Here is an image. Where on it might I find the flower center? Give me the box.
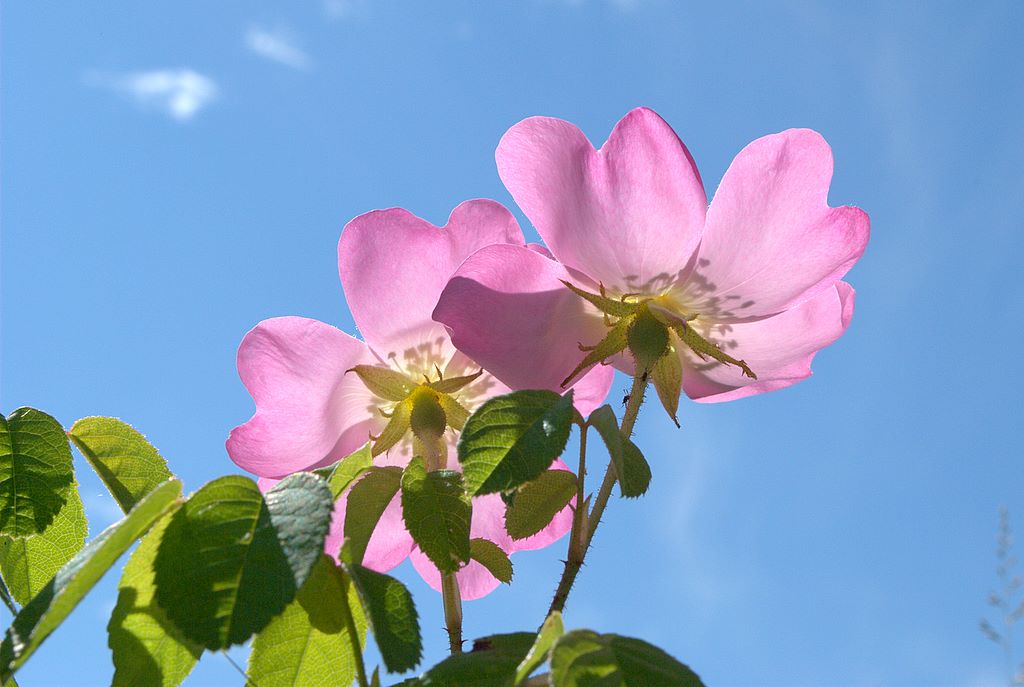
[348,363,482,469]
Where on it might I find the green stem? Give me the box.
[339,577,370,687]
[441,573,463,654]
[547,372,648,616]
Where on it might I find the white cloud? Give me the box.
[88,69,217,121]
[245,26,311,70]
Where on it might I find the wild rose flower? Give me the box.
[434,108,869,422]
[227,200,613,599]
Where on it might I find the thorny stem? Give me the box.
[423,438,464,655]
[339,577,370,687]
[547,372,648,616]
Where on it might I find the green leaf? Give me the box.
[349,365,416,402]
[248,555,367,687]
[341,552,421,674]
[154,473,333,650]
[345,466,403,564]
[588,406,651,498]
[650,343,682,427]
[0,479,181,682]
[409,632,536,687]
[514,612,563,685]
[504,470,577,541]
[0,485,87,606]
[0,408,76,538]
[458,390,575,496]
[108,512,201,687]
[469,538,512,585]
[400,458,471,575]
[315,443,374,500]
[68,417,174,514]
[549,631,704,687]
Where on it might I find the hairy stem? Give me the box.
[339,577,370,687]
[441,573,463,654]
[547,372,648,616]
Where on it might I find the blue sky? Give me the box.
[2,1,1023,685]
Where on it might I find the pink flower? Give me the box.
[227,200,613,600]
[434,108,868,416]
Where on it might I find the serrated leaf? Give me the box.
[108,512,201,687]
[0,479,181,682]
[315,443,374,500]
[469,538,512,584]
[504,470,577,541]
[0,408,75,538]
[345,466,403,565]
[650,343,682,427]
[400,458,471,574]
[154,473,333,650]
[0,486,87,606]
[68,417,173,514]
[341,552,421,674]
[248,555,367,687]
[514,612,563,685]
[588,406,651,498]
[549,630,704,687]
[458,391,575,496]
[349,365,416,402]
[410,632,535,687]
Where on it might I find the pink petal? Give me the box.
[683,282,856,403]
[433,243,609,396]
[338,200,524,365]
[683,130,869,320]
[496,107,706,293]
[227,317,382,478]
[410,461,574,600]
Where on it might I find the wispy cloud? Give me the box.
[245,26,311,70]
[87,68,217,121]
[324,0,366,19]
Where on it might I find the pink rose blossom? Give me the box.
[227,199,613,599]
[434,108,868,410]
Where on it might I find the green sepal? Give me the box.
[671,320,756,380]
[372,399,413,457]
[437,394,471,432]
[650,342,683,427]
[627,308,670,373]
[348,365,415,402]
[429,369,483,395]
[560,280,634,317]
[561,317,631,387]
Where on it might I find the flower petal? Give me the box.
[496,107,706,293]
[682,282,856,403]
[227,317,381,478]
[684,130,869,320]
[338,199,524,367]
[433,243,609,396]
